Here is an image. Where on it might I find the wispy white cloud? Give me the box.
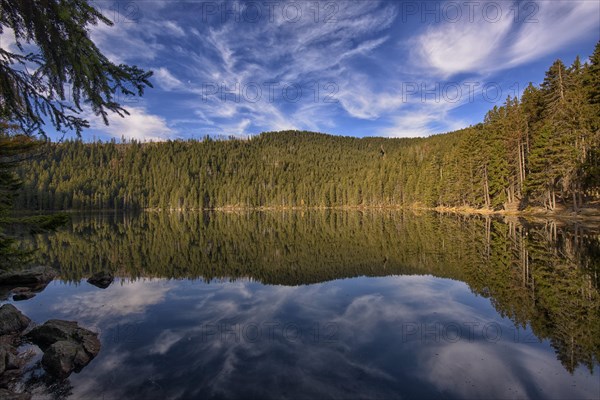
[89,106,175,141]
[336,75,407,120]
[143,1,400,136]
[413,8,513,77]
[420,340,598,399]
[154,67,184,91]
[89,20,162,64]
[50,279,172,330]
[378,104,470,138]
[163,20,185,37]
[507,1,600,67]
[88,10,185,64]
[413,0,599,77]
[380,112,443,138]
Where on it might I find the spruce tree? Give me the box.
[0,0,153,136]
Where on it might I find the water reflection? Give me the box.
[14,211,600,399]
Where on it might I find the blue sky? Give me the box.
[4,1,600,141]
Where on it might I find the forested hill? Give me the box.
[15,43,600,212]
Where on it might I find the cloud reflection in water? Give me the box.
[14,275,598,399]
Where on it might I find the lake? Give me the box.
[8,211,600,399]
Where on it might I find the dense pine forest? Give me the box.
[14,43,600,212]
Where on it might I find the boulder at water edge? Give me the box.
[27,320,100,378]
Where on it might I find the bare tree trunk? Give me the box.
[558,67,565,101]
[548,188,556,210]
[485,216,491,259]
[519,139,526,194]
[483,165,490,209]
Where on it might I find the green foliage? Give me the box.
[0,0,153,136]
[0,127,40,267]
[0,128,69,268]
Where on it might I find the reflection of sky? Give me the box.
[11,276,599,400]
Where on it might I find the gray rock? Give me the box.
[0,343,19,372]
[27,320,100,378]
[41,340,94,378]
[0,305,31,336]
[0,266,56,285]
[26,320,76,350]
[12,293,35,301]
[0,345,6,375]
[0,342,23,390]
[87,271,114,289]
[0,388,31,400]
[8,288,31,294]
[0,282,51,302]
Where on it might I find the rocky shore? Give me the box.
[0,266,106,399]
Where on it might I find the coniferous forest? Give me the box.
[15,43,600,212]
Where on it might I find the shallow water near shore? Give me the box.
[7,211,600,399]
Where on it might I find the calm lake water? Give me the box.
[8,211,600,399]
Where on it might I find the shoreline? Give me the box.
[12,205,600,220]
[146,204,600,220]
